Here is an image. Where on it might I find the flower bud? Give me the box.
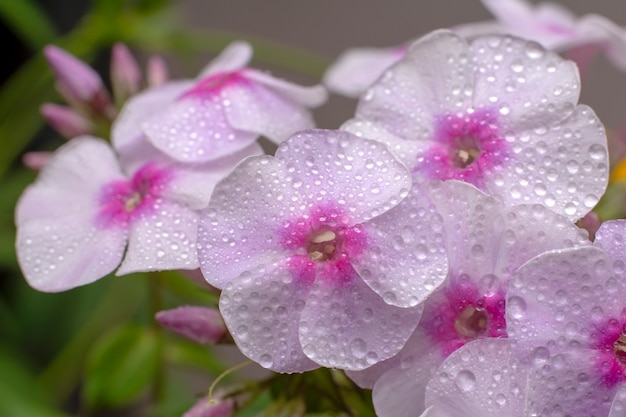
[110,43,141,103]
[22,151,52,171]
[147,55,169,87]
[40,103,93,139]
[156,306,226,344]
[182,398,234,417]
[43,45,114,118]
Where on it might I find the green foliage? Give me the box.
[83,323,161,408]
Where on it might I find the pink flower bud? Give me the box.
[22,151,52,171]
[44,45,114,118]
[156,306,226,344]
[111,43,141,101]
[577,211,602,241]
[40,103,93,139]
[146,55,169,87]
[182,398,234,417]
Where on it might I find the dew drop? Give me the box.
[454,370,476,392]
[508,296,527,319]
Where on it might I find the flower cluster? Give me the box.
[14,1,626,416]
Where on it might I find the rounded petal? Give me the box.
[352,181,448,307]
[352,30,475,141]
[117,201,199,274]
[372,335,443,417]
[245,69,328,107]
[142,90,258,163]
[323,46,406,98]
[16,137,124,224]
[223,76,319,145]
[16,212,127,292]
[197,155,301,288]
[488,104,608,221]
[163,142,264,210]
[594,219,626,263]
[610,384,626,417]
[274,129,412,223]
[470,34,580,132]
[198,41,253,78]
[219,262,318,373]
[299,268,423,370]
[111,81,192,155]
[525,349,613,417]
[507,246,626,356]
[425,339,527,417]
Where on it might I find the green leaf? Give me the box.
[0,0,57,50]
[0,344,69,417]
[83,323,160,408]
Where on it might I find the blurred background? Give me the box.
[1,0,625,416]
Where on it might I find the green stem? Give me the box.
[148,272,166,403]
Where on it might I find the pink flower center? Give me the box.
[96,162,173,228]
[281,205,367,286]
[415,109,509,189]
[419,277,507,357]
[592,319,626,388]
[180,71,247,100]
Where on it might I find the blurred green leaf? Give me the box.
[0,344,69,417]
[158,270,219,306]
[0,0,57,50]
[83,323,160,408]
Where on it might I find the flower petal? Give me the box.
[197,41,253,78]
[425,339,527,417]
[117,200,199,274]
[352,181,448,307]
[470,34,580,132]
[219,261,318,373]
[298,268,422,370]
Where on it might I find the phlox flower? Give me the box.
[197,129,449,373]
[324,1,626,98]
[113,41,327,163]
[457,0,626,71]
[346,180,589,417]
[506,220,626,417]
[15,136,261,292]
[343,30,608,221]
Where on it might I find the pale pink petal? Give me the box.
[142,89,257,163]
[507,246,626,357]
[425,339,527,417]
[349,30,475,143]
[525,349,613,417]
[581,14,626,71]
[593,219,626,262]
[163,142,263,211]
[470,35,580,132]
[245,69,328,107]
[219,262,318,373]
[197,155,301,289]
[489,105,608,221]
[323,46,406,98]
[16,212,127,292]
[298,269,423,370]
[198,41,253,78]
[111,81,192,154]
[222,78,318,145]
[16,137,124,224]
[452,20,505,40]
[117,200,199,274]
[372,332,443,417]
[352,181,448,307]
[274,130,412,223]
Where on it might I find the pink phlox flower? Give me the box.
[113,41,327,163]
[197,129,449,372]
[15,136,261,292]
[507,219,626,417]
[343,29,608,221]
[455,0,626,73]
[346,180,589,417]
